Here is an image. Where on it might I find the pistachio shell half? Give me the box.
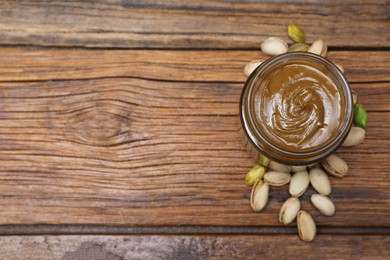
[297,210,316,242]
[289,171,310,197]
[309,168,331,195]
[279,197,301,225]
[244,60,263,77]
[311,194,336,216]
[250,180,269,212]
[342,127,366,147]
[261,37,288,56]
[321,155,348,178]
[269,161,292,173]
[264,171,291,186]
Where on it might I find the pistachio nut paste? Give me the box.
[253,61,344,151]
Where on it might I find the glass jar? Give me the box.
[239,52,353,165]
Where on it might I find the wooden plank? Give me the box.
[0,49,389,83]
[0,77,388,226]
[0,235,389,259]
[0,0,388,48]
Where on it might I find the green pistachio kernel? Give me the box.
[245,165,266,186]
[354,103,368,129]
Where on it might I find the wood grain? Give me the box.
[0,49,389,83]
[0,0,388,48]
[0,77,388,226]
[0,235,389,259]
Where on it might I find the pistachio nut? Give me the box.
[279,197,301,225]
[308,39,327,57]
[352,89,358,105]
[269,161,292,173]
[288,24,305,43]
[335,63,345,74]
[244,60,263,77]
[342,127,366,147]
[291,165,308,173]
[259,154,271,167]
[288,43,309,52]
[289,171,310,197]
[311,194,335,216]
[261,37,288,56]
[264,171,291,186]
[309,168,331,195]
[250,180,269,212]
[245,165,266,186]
[321,155,348,178]
[297,210,316,242]
[354,103,368,129]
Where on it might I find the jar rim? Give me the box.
[239,52,353,165]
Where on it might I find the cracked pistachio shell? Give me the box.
[309,168,331,195]
[269,161,292,173]
[297,210,316,242]
[250,180,269,212]
[321,155,348,178]
[342,127,365,147]
[308,39,327,57]
[261,37,288,56]
[289,171,310,197]
[244,60,263,77]
[311,194,335,216]
[279,197,301,225]
[245,165,266,186]
[264,171,291,186]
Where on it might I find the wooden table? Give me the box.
[0,0,389,258]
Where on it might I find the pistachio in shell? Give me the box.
[269,161,292,173]
[279,197,301,225]
[289,171,310,197]
[321,155,348,178]
[297,210,316,242]
[250,180,269,212]
[308,39,327,57]
[311,194,336,216]
[309,168,331,195]
[244,60,263,77]
[342,127,366,147]
[261,37,288,56]
[264,171,291,186]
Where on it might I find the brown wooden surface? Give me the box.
[0,235,389,259]
[0,0,389,257]
[0,65,389,226]
[0,0,388,48]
